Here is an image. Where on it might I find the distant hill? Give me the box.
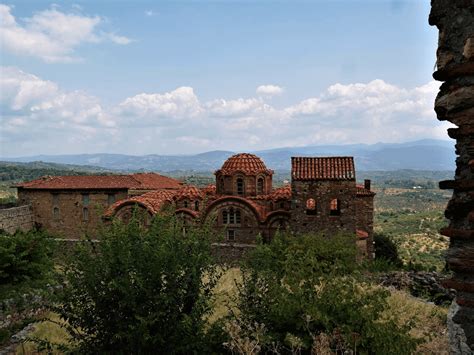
[0,161,115,184]
[2,139,455,172]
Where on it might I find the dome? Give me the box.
[218,153,272,175]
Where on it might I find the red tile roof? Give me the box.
[15,173,182,190]
[356,184,375,196]
[104,190,176,217]
[217,153,273,175]
[201,184,216,196]
[291,157,355,181]
[270,184,292,201]
[174,185,204,200]
[356,229,369,240]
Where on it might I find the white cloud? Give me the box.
[145,10,155,16]
[0,67,450,156]
[0,5,131,63]
[256,84,284,97]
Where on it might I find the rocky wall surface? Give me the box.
[0,205,34,234]
[429,0,474,352]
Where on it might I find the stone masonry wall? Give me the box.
[429,0,474,352]
[356,195,375,257]
[0,205,34,234]
[18,189,128,239]
[290,180,357,238]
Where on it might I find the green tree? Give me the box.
[225,233,421,354]
[48,211,220,354]
[374,232,403,268]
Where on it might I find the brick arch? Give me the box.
[265,210,291,228]
[202,196,263,225]
[109,200,155,219]
[175,208,198,219]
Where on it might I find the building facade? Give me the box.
[15,154,375,257]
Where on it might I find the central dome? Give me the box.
[219,153,270,175]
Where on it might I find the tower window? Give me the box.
[82,207,89,221]
[219,177,225,193]
[306,198,317,215]
[53,207,60,219]
[257,177,264,194]
[330,199,341,216]
[194,200,199,211]
[184,200,189,209]
[236,178,244,195]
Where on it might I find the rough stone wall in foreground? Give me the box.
[0,205,34,234]
[429,0,474,352]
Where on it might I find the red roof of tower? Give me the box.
[291,157,355,181]
[217,153,273,175]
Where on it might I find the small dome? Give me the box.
[218,153,272,175]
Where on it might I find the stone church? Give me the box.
[15,153,375,258]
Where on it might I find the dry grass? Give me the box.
[385,290,449,354]
[208,267,242,324]
[15,313,70,354]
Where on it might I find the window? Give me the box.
[52,193,59,205]
[223,208,241,224]
[257,177,264,194]
[279,201,285,209]
[219,177,225,193]
[236,178,244,195]
[227,229,235,242]
[83,207,89,221]
[53,207,60,219]
[184,200,189,209]
[194,200,200,211]
[306,198,317,215]
[107,194,116,206]
[82,194,90,206]
[330,198,341,216]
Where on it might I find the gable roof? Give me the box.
[291,157,355,181]
[15,173,182,190]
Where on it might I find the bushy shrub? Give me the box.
[0,229,54,289]
[374,232,403,268]
[225,232,421,354]
[46,211,220,354]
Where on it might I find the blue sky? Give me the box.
[1,0,451,156]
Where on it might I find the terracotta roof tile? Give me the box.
[291,157,355,181]
[217,153,273,175]
[104,190,177,217]
[15,173,182,190]
[356,229,369,240]
[174,185,204,200]
[201,184,216,196]
[270,184,292,201]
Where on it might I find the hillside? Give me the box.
[3,139,455,172]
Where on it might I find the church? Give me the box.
[15,153,375,258]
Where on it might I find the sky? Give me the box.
[0,0,452,157]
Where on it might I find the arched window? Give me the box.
[236,178,244,195]
[194,200,199,211]
[53,207,60,220]
[257,177,264,194]
[236,210,241,224]
[219,177,225,193]
[306,198,317,215]
[222,208,241,224]
[330,198,341,216]
[222,210,228,224]
[82,207,89,221]
[184,200,189,209]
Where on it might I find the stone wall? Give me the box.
[355,195,375,256]
[429,0,474,352]
[0,205,34,234]
[18,189,128,239]
[290,180,357,238]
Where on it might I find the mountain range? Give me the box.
[3,139,455,172]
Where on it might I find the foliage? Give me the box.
[0,229,55,293]
[43,211,220,354]
[374,233,403,268]
[225,232,421,354]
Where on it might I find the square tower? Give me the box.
[290,157,357,237]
